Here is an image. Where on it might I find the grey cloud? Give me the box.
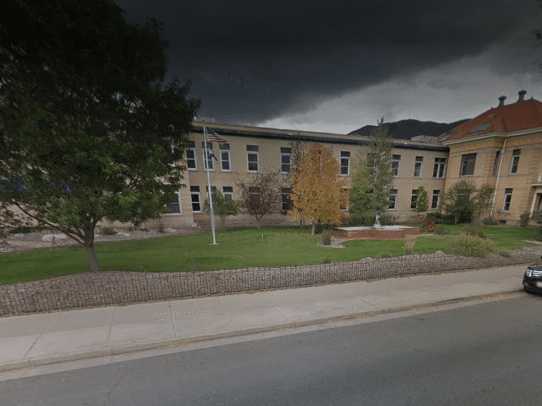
[119,0,541,124]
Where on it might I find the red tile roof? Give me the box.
[444,98,542,142]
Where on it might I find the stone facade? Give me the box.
[442,94,542,224]
[153,122,449,229]
[1,248,539,317]
[444,130,542,224]
[154,98,542,229]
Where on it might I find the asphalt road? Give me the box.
[2,295,542,406]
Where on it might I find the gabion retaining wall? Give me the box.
[1,248,540,317]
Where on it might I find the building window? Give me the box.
[247,145,259,172]
[391,154,401,176]
[248,186,260,207]
[460,153,476,176]
[340,151,351,176]
[186,142,197,170]
[414,156,423,177]
[503,188,513,211]
[389,189,398,209]
[201,142,214,170]
[431,190,441,209]
[510,149,521,175]
[339,188,350,210]
[366,153,375,169]
[190,186,201,213]
[223,186,233,201]
[281,188,292,213]
[219,144,231,171]
[433,157,446,178]
[280,147,292,174]
[165,191,181,214]
[493,150,501,176]
[410,189,418,209]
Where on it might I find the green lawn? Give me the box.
[0,225,539,285]
[414,225,540,253]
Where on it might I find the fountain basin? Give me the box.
[334,225,420,240]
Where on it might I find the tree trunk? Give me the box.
[311,222,316,235]
[0,237,9,250]
[86,244,100,272]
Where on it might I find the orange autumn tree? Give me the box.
[291,143,343,234]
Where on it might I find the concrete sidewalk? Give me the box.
[0,264,528,373]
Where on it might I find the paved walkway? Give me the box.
[0,264,528,372]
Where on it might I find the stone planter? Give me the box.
[334,225,420,240]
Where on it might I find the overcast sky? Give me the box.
[120,0,542,133]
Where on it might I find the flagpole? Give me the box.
[203,125,217,245]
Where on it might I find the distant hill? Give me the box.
[348,118,468,140]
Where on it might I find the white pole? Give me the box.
[203,126,217,245]
[491,138,507,217]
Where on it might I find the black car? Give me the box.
[523,265,542,294]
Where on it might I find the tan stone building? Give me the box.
[135,91,542,230]
[158,122,449,229]
[442,91,542,224]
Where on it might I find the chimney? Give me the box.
[518,89,527,102]
[498,95,506,107]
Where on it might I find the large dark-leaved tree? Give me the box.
[0,1,198,271]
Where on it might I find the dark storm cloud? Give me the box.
[119,0,540,124]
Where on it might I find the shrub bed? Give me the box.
[447,233,496,257]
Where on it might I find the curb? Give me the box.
[0,289,524,374]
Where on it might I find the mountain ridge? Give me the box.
[349,118,468,140]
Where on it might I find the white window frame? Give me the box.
[186,142,197,171]
[280,147,292,174]
[503,188,513,212]
[222,186,233,201]
[509,149,521,175]
[280,187,292,213]
[460,153,476,177]
[389,189,398,210]
[414,156,423,177]
[391,154,401,177]
[164,191,182,215]
[340,151,351,176]
[247,145,259,172]
[219,144,231,172]
[431,189,440,209]
[433,157,446,179]
[190,186,201,213]
[410,189,418,209]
